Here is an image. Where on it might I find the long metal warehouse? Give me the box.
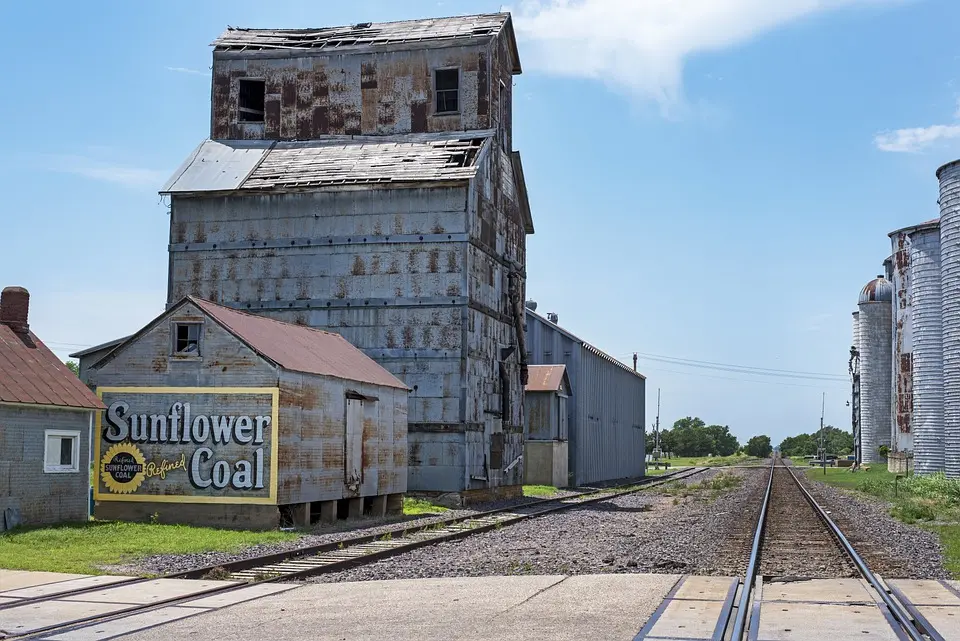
[524,304,646,486]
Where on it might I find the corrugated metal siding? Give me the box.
[852,311,859,351]
[858,300,892,463]
[524,310,645,486]
[891,232,914,453]
[910,226,944,474]
[939,161,960,477]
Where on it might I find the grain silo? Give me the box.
[938,160,960,477]
[888,229,914,471]
[858,275,893,464]
[852,311,860,350]
[901,220,944,475]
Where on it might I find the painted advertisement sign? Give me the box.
[94,387,279,504]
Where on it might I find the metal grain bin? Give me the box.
[889,230,914,459]
[852,311,860,351]
[858,275,893,464]
[938,160,960,477]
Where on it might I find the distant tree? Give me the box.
[746,435,773,458]
[65,360,79,376]
[778,426,853,458]
[705,424,740,456]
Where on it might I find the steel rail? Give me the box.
[727,457,775,640]
[780,462,927,641]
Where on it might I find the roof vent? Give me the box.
[353,22,372,29]
[546,312,559,324]
[525,299,537,311]
[0,286,30,334]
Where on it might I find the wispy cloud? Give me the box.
[874,125,960,153]
[42,154,168,188]
[165,66,209,76]
[512,0,908,116]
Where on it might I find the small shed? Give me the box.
[0,286,105,531]
[90,296,410,529]
[523,364,571,488]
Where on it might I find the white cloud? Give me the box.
[41,154,168,188]
[874,125,960,153]
[165,66,209,76]
[512,0,906,114]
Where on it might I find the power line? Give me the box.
[639,364,849,390]
[624,351,847,382]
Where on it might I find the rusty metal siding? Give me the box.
[939,160,960,477]
[890,232,914,454]
[910,226,944,474]
[211,44,494,140]
[277,370,406,505]
[524,310,645,486]
[0,405,92,528]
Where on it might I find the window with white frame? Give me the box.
[44,430,80,473]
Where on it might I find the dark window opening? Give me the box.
[59,437,73,466]
[175,323,201,355]
[499,362,511,423]
[435,69,459,113]
[238,79,266,122]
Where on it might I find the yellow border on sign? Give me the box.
[94,387,280,505]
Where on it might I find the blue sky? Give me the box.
[3,0,959,446]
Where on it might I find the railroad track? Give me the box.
[3,466,707,641]
[637,457,945,640]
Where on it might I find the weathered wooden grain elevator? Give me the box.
[160,13,534,502]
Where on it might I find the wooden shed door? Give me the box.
[345,398,364,489]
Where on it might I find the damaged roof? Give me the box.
[0,325,104,410]
[161,132,493,194]
[212,13,521,73]
[525,365,571,394]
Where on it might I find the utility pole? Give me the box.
[849,345,861,470]
[652,388,662,468]
[819,392,826,476]
[633,353,638,372]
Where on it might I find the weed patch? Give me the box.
[402,497,449,516]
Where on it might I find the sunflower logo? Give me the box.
[100,443,147,494]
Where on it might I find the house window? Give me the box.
[238,79,265,122]
[44,430,80,473]
[173,323,201,356]
[435,69,459,114]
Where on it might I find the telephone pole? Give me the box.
[818,392,827,475]
[652,388,662,467]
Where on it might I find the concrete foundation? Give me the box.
[315,500,337,524]
[888,451,914,474]
[524,441,569,488]
[94,501,280,531]
[386,493,403,515]
[347,497,364,519]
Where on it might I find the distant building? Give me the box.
[157,13,533,502]
[524,306,646,486]
[0,287,104,531]
[90,296,409,529]
[523,365,571,488]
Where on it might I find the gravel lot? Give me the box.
[800,473,950,580]
[100,493,576,576]
[307,467,769,583]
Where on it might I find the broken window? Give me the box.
[435,69,459,114]
[174,323,201,356]
[238,79,265,122]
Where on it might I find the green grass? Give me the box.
[806,468,960,578]
[402,497,450,516]
[523,485,561,498]
[652,454,758,469]
[0,521,298,575]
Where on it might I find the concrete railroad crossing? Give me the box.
[2,569,960,641]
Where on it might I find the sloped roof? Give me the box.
[192,298,407,389]
[69,335,131,359]
[212,13,522,74]
[161,133,492,194]
[525,365,570,394]
[0,325,104,410]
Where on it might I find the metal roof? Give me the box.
[212,13,522,73]
[161,132,492,194]
[525,365,570,393]
[68,335,131,359]
[0,324,104,410]
[888,218,940,238]
[161,140,273,194]
[859,276,894,304]
[192,298,409,389]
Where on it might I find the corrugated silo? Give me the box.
[858,275,893,464]
[938,159,960,477]
[888,230,914,460]
[907,220,943,474]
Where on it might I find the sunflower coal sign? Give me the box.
[94,387,279,504]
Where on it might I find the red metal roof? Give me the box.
[0,324,104,410]
[193,298,409,390]
[525,365,568,393]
